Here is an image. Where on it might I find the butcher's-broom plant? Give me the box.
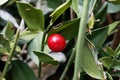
[0,0,120,80]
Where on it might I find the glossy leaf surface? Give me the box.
[95,2,108,27]
[11,60,37,80]
[0,34,10,53]
[50,0,72,23]
[47,0,62,9]
[80,40,104,79]
[2,22,14,40]
[34,51,58,65]
[107,2,120,13]
[27,33,43,65]
[100,57,113,69]
[87,21,120,49]
[48,18,80,40]
[17,2,44,32]
[20,30,38,43]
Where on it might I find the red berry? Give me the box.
[47,34,66,52]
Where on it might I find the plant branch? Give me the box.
[38,21,53,79]
[59,48,75,80]
[73,0,90,80]
[89,0,97,15]
[0,28,20,80]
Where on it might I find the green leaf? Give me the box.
[27,33,43,65]
[98,46,109,57]
[34,51,58,65]
[20,30,39,43]
[72,0,98,17]
[48,18,80,40]
[0,0,8,5]
[87,27,108,49]
[34,51,53,62]
[111,60,120,70]
[47,0,62,9]
[100,57,120,71]
[0,44,8,54]
[50,0,72,23]
[95,2,108,27]
[107,2,120,13]
[17,2,44,32]
[10,41,21,53]
[110,71,120,77]
[27,33,49,65]
[114,44,120,56]
[0,34,10,52]
[80,40,104,79]
[106,46,115,57]
[107,21,120,35]
[11,60,37,80]
[99,57,113,69]
[87,21,120,49]
[2,22,14,40]
[106,72,113,80]
[71,0,79,16]
[108,0,120,5]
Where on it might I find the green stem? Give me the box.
[59,49,75,80]
[89,0,97,15]
[40,21,53,52]
[0,28,20,80]
[38,61,42,79]
[37,22,53,79]
[73,0,90,80]
[37,31,47,78]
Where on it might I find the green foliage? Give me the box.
[111,60,120,70]
[17,2,44,32]
[0,44,8,54]
[100,57,113,69]
[34,51,58,65]
[47,0,62,9]
[106,46,115,56]
[114,44,120,56]
[87,21,120,49]
[48,18,80,40]
[107,2,120,13]
[2,22,14,40]
[50,0,72,23]
[27,33,43,65]
[107,72,113,80]
[95,2,108,27]
[20,30,39,43]
[100,57,120,70]
[0,34,10,53]
[71,0,79,17]
[108,0,120,5]
[99,44,120,71]
[11,60,37,80]
[0,0,120,80]
[80,40,104,79]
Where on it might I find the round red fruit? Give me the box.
[47,34,66,52]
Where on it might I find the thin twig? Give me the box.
[59,49,75,80]
[0,28,20,80]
